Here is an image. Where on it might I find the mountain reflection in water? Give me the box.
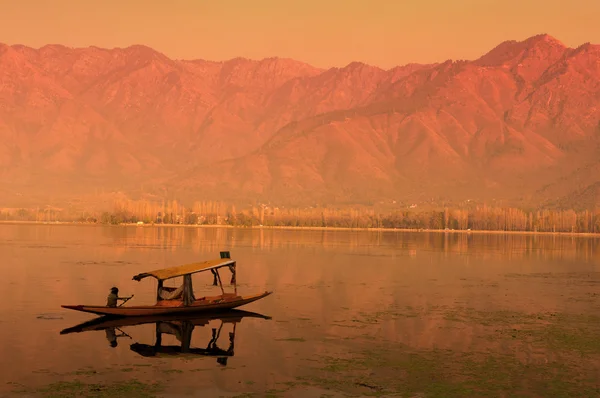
[1,224,598,397]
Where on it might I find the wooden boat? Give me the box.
[60,309,271,364]
[59,309,271,335]
[61,251,272,317]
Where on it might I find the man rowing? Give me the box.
[106,287,133,307]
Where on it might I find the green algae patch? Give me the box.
[71,369,99,376]
[296,305,599,396]
[189,368,208,372]
[296,345,600,397]
[15,379,164,398]
[162,369,184,374]
[275,337,306,342]
[442,309,600,355]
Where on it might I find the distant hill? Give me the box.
[0,34,599,208]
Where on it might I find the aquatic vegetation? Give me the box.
[14,380,164,398]
[275,337,306,342]
[285,306,600,397]
[294,346,599,397]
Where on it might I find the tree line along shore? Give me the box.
[1,199,600,234]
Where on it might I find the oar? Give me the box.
[115,327,133,339]
[118,295,134,307]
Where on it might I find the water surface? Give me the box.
[1,224,599,397]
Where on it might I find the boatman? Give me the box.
[106,287,132,307]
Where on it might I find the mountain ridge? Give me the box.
[0,34,599,208]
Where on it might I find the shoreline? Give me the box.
[0,220,599,237]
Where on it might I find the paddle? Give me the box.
[115,326,133,339]
[118,295,134,307]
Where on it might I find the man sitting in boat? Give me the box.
[158,284,184,300]
[106,287,132,307]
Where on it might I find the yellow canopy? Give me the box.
[132,258,235,282]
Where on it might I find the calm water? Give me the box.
[1,224,599,397]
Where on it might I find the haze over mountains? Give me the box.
[0,34,599,209]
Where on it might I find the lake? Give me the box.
[1,224,599,397]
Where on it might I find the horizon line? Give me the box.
[2,32,593,71]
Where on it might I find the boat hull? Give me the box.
[62,291,272,317]
[60,309,271,335]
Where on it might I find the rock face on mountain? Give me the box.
[0,34,599,207]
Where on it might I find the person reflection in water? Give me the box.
[106,287,131,307]
[105,327,128,348]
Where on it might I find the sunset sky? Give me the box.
[1,0,598,68]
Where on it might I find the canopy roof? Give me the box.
[132,259,235,282]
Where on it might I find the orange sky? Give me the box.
[1,0,598,68]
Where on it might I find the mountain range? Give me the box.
[0,34,599,209]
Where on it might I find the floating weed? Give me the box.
[443,311,464,322]
[296,342,600,398]
[276,337,306,342]
[265,388,287,397]
[535,325,600,354]
[162,369,183,374]
[15,379,163,398]
[348,309,421,324]
[441,308,600,355]
[275,381,303,388]
[331,324,365,329]
[71,369,98,376]
[301,358,320,363]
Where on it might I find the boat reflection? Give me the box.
[60,309,272,365]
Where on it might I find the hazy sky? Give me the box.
[1,0,598,68]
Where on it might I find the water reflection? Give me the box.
[60,310,272,366]
[0,224,598,396]
[93,226,600,262]
[1,224,598,262]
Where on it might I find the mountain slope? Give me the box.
[0,35,599,208]
[170,37,600,206]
